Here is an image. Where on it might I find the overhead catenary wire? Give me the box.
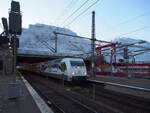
[105,10,150,36]
[64,0,76,10]
[63,0,81,13]
[63,0,101,27]
[118,10,150,26]
[117,25,150,37]
[55,0,76,23]
[61,0,91,25]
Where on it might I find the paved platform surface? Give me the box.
[89,75,150,89]
[0,74,41,113]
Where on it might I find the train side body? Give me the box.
[25,58,87,81]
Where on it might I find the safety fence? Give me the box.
[96,63,150,78]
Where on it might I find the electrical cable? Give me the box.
[105,10,150,36]
[63,0,101,27]
[59,0,74,16]
[118,10,150,26]
[118,25,150,37]
[61,0,91,25]
[55,0,79,24]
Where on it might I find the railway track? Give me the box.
[70,80,150,113]
[94,87,150,113]
[19,70,150,113]
[19,70,101,113]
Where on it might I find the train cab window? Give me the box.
[70,61,84,66]
[59,62,67,72]
[51,64,59,68]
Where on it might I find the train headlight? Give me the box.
[84,72,87,75]
[72,72,75,76]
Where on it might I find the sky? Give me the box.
[0,0,150,42]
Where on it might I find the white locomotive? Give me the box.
[36,58,87,81]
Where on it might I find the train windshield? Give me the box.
[70,61,85,66]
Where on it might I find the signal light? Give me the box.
[9,13,22,35]
[11,1,20,12]
[9,1,22,35]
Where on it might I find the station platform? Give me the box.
[0,74,53,113]
[89,75,150,89]
[89,75,150,99]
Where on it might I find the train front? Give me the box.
[69,59,87,81]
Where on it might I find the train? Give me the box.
[23,58,88,81]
